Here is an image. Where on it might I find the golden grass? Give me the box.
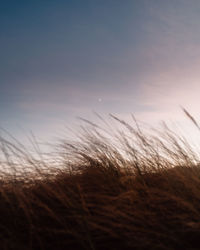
[0,113,200,249]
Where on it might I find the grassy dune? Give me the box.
[1,114,200,249]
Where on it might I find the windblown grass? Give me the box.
[1,113,200,249]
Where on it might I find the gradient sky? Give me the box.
[2,0,200,144]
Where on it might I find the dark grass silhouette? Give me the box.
[1,112,200,249]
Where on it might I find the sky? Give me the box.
[1,0,200,146]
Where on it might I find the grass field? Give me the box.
[1,113,200,249]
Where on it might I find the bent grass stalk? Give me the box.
[0,112,200,249]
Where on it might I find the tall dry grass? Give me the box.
[0,112,200,249]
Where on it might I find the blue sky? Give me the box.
[1,0,200,144]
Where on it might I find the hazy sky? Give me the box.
[1,0,200,143]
